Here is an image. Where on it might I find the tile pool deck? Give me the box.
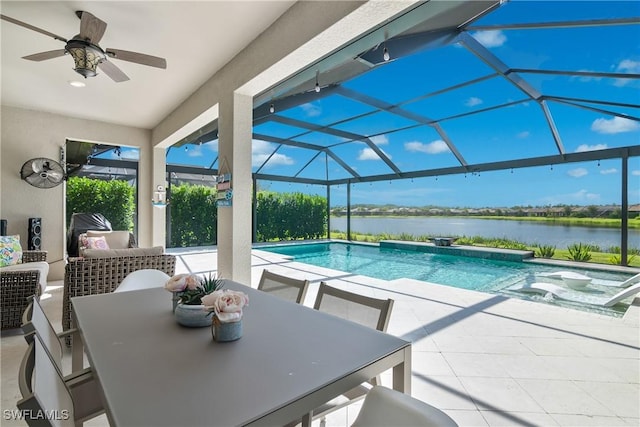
[172,246,640,426]
[1,246,638,426]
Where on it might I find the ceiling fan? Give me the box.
[0,10,167,82]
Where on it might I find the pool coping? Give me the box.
[380,239,534,262]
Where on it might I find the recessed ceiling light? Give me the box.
[68,80,86,88]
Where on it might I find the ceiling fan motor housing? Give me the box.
[66,38,105,77]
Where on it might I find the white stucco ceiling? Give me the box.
[0,1,295,129]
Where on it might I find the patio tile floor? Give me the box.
[1,247,638,426]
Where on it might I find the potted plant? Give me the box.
[165,272,224,327]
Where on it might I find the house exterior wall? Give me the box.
[0,106,151,280]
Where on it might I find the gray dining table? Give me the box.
[71,280,412,426]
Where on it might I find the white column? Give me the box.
[151,147,167,248]
[217,91,253,284]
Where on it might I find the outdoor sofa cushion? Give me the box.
[82,246,165,258]
[1,261,49,293]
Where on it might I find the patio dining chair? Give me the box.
[303,282,394,426]
[257,269,310,304]
[17,331,104,427]
[351,385,458,427]
[21,297,104,424]
[115,268,171,293]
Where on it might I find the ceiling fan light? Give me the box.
[67,40,105,78]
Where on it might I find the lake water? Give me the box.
[329,216,640,250]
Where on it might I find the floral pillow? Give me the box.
[0,235,23,268]
[85,236,110,250]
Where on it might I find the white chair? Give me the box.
[115,268,171,293]
[309,282,394,425]
[21,297,104,425]
[351,386,458,427]
[257,269,310,304]
[17,331,104,427]
[514,281,640,307]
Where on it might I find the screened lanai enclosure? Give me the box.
[71,1,640,261]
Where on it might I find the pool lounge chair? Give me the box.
[537,271,592,289]
[538,271,640,289]
[616,272,640,288]
[513,281,640,307]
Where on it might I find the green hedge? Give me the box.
[169,187,327,245]
[67,178,327,247]
[256,191,327,241]
[66,177,135,231]
[169,184,218,247]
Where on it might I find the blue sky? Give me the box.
[119,1,640,208]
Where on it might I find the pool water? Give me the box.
[261,242,634,317]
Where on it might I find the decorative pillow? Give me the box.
[85,236,110,250]
[87,230,131,249]
[0,235,23,267]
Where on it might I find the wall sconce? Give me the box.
[152,185,168,207]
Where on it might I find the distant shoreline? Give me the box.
[330,214,639,229]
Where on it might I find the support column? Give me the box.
[621,153,628,266]
[217,91,253,284]
[152,147,167,248]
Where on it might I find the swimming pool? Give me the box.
[260,242,635,317]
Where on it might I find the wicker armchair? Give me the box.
[1,250,48,330]
[62,254,176,345]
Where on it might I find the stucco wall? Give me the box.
[0,106,151,280]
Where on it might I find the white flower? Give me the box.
[165,274,200,292]
[201,290,249,323]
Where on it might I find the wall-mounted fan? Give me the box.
[0,11,167,82]
[20,158,66,189]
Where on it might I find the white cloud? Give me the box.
[600,168,617,175]
[517,131,530,139]
[358,147,391,161]
[575,143,607,152]
[614,59,640,87]
[591,116,640,134]
[404,140,450,154]
[538,189,600,205]
[472,30,507,47]
[567,168,588,178]
[300,102,322,117]
[571,69,602,83]
[110,148,139,160]
[369,134,389,146]
[252,139,294,168]
[464,97,483,107]
[186,145,203,157]
[632,170,640,176]
[616,59,639,73]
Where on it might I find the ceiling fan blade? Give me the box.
[23,49,67,62]
[98,60,130,82]
[105,49,167,69]
[78,11,107,44]
[0,14,67,42]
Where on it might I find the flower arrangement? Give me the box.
[201,289,249,323]
[165,272,224,305]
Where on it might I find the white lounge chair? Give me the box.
[616,272,640,289]
[538,271,640,289]
[514,282,640,307]
[536,271,592,289]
